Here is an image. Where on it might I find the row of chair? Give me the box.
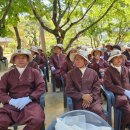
[66,85,130,130]
[58,75,130,130]
[50,70,130,130]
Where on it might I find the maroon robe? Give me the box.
[33,55,46,70]
[122,50,130,61]
[65,67,106,120]
[88,58,109,79]
[49,53,66,88]
[125,61,130,69]
[28,61,39,70]
[104,66,130,128]
[61,58,74,78]
[104,51,110,61]
[0,66,45,130]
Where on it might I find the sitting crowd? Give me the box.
[0,43,130,129]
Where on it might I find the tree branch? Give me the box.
[57,1,70,25]
[14,26,21,49]
[0,0,12,27]
[60,0,81,28]
[65,0,118,50]
[29,0,55,34]
[65,0,96,32]
[58,0,61,18]
[52,0,58,27]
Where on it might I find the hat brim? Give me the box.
[10,53,32,64]
[108,54,122,62]
[53,45,62,49]
[91,49,103,56]
[30,49,39,54]
[70,53,90,63]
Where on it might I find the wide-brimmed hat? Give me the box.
[10,49,32,64]
[91,48,103,56]
[53,44,63,49]
[30,46,39,54]
[108,49,122,62]
[70,49,90,63]
[66,47,77,55]
[80,45,88,51]
[125,43,130,49]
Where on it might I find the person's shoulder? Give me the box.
[67,67,77,74]
[28,66,40,74]
[122,65,128,70]
[86,67,97,74]
[105,66,113,73]
[1,68,15,78]
[61,53,66,57]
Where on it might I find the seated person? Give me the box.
[89,48,109,80]
[104,44,113,61]
[49,44,66,92]
[104,49,130,129]
[30,46,46,70]
[122,44,130,69]
[0,49,45,130]
[61,47,77,79]
[65,49,106,120]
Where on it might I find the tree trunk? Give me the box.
[55,36,64,44]
[33,32,37,46]
[13,26,21,49]
[90,36,94,49]
[39,23,46,52]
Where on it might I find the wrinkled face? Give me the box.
[74,55,87,68]
[94,50,101,60]
[111,55,123,67]
[106,46,112,51]
[54,46,61,54]
[14,54,29,68]
[31,50,36,56]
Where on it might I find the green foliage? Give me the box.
[1,0,130,51]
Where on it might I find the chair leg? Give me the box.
[52,76,56,92]
[114,109,122,130]
[40,122,45,130]
[13,125,18,130]
[64,93,67,108]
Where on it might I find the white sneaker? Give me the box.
[56,88,60,93]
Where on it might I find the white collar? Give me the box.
[79,67,86,77]
[16,66,27,76]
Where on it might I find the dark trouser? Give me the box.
[121,102,130,129]
[0,103,45,130]
[54,73,62,88]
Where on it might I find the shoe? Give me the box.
[56,88,60,93]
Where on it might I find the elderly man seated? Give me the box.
[0,49,45,130]
[65,49,106,121]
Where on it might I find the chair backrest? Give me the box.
[67,85,114,125]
